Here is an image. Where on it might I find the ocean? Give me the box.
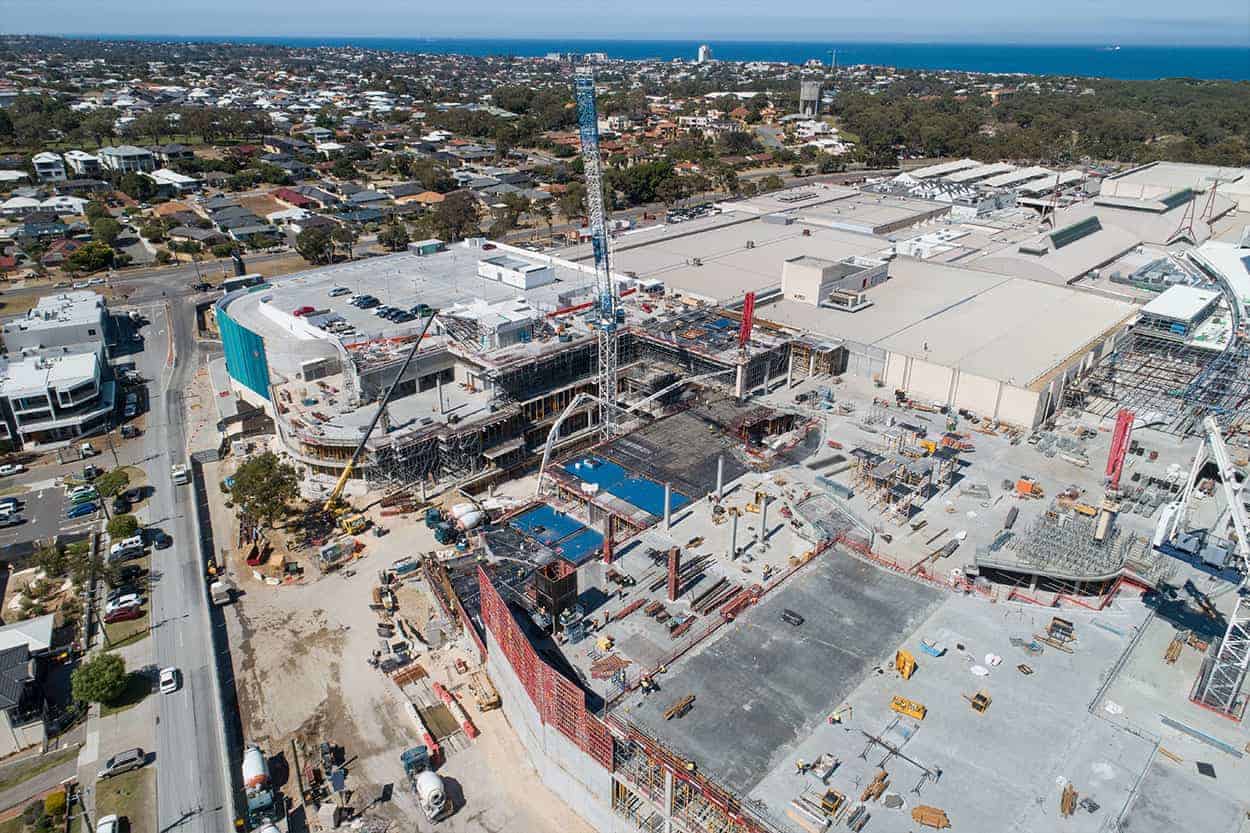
[114,36,1250,81]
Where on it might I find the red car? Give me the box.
[293,306,315,317]
[103,605,142,624]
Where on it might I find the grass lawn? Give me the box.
[99,672,150,719]
[102,554,152,649]
[94,768,154,833]
[0,747,79,793]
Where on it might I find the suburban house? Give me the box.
[98,145,156,174]
[63,150,102,177]
[32,152,66,183]
[0,614,56,757]
[151,143,195,165]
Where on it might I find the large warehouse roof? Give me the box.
[757,259,1136,388]
[564,215,893,304]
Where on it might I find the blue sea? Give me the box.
[109,36,1250,81]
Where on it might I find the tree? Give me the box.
[107,514,139,540]
[65,242,114,274]
[536,202,554,240]
[92,217,122,246]
[331,225,358,260]
[331,157,357,180]
[760,174,785,192]
[230,451,299,528]
[93,468,130,498]
[295,226,334,264]
[84,201,109,224]
[433,191,480,242]
[378,222,410,252]
[155,249,173,265]
[71,653,127,705]
[557,183,586,221]
[117,172,156,202]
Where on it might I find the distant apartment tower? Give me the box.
[696,44,713,64]
[799,81,822,116]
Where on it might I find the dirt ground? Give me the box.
[209,463,590,832]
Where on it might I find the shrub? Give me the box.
[44,791,66,818]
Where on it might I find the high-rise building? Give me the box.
[696,44,713,64]
[800,80,822,116]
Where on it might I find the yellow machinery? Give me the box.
[819,789,845,817]
[895,649,916,680]
[890,695,927,720]
[340,514,367,535]
[320,313,438,515]
[597,635,614,651]
[963,689,992,714]
[746,490,766,513]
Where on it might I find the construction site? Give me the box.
[201,71,1250,833]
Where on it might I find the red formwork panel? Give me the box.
[478,567,614,770]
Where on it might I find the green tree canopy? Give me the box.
[433,191,480,242]
[71,652,127,705]
[230,451,299,528]
[93,468,130,498]
[378,222,410,252]
[107,514,139,540]
[295,226,334,265]
[65,241,114,274]
[91,217,121,246]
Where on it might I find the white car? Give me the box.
[159,667,180,694]
[0,464,25,477]
[96,814,119,833]
[328,286,351,297]
[105,593,143,614]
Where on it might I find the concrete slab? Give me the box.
[615,551,944,794]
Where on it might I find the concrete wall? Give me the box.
[0,711,44,757]
[883,352,1043,427]
[484,628,626,833]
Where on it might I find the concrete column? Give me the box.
[667,547,681,601]
[734,363,746,399]
[420,480,427,501]
[730,511,739,559]
[603,516,613,565]
[786,351,795,388]
[664,770,675,833]
[664,482,673,530]
[809,351,816,377]
[437,375,445,414]
[716,455,724,500]
[757,496,769,545]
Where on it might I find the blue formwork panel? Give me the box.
[509,504,584,545]
[558,527,606,566]
[561,455,691,517]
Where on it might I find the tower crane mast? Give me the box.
[574,67,620,438]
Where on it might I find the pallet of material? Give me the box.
[613,599,646,621]
[644,601,664,616]
[911,806,951,829]
[785,803,829,832]
[671,618,696,639]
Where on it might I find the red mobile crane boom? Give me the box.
[1105,408,1134,490]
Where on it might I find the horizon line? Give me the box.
[14,33,1250,50]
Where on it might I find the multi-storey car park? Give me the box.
[206,176,1250,833]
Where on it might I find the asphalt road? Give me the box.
[142,298,231,831]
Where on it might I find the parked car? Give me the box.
[96,814,120,833]
[159,667,180,694]
[0,514,24,528]
[105,594,143,615]
[103,605,142,625]
[116,564,145,585]
[120,425,141,439]
[0,464,25,477]
[0,497,22,513]
[328,286,351,297]
[107,585,142,603]
[293,305,315,317]
[68,485,98,502]
[66,502,97,519]
[83,464,102,480]
[97,748,145,779]
[146,528,172,550]
[122,487,144,504]
[111,495,130,515]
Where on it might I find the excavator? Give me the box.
[314,312,439,532]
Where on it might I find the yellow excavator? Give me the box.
[320,311,439,519]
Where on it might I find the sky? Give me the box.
[9,0,1250,46]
